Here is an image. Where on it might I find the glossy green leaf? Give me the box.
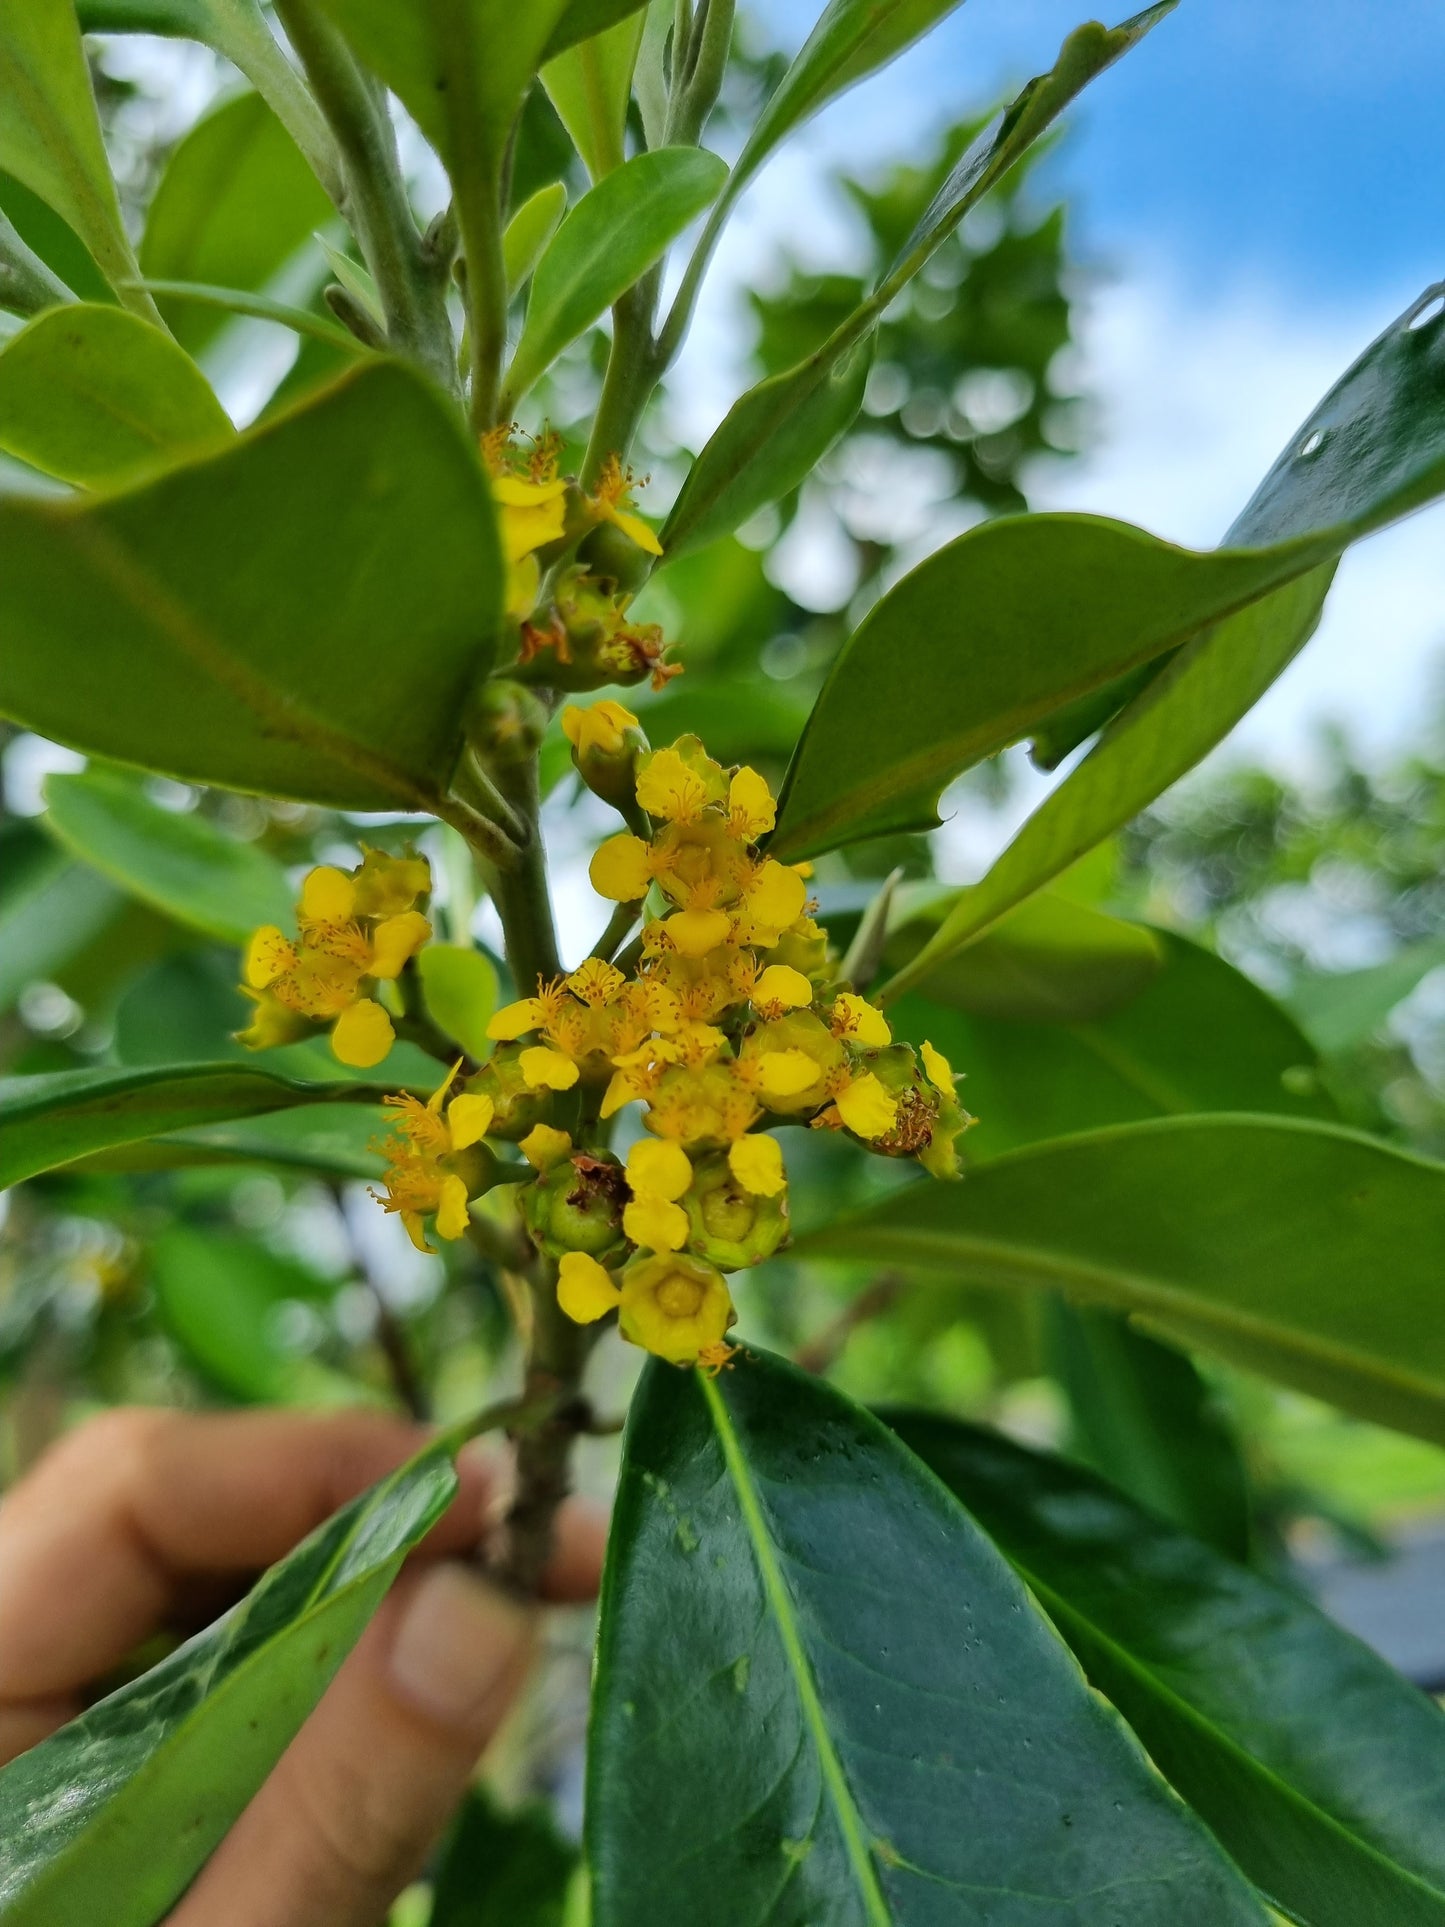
[0,1060,373,1188]
[316,0,572,182]
[590,1347,1268,1925]
[542,8,645,179]
[44,769,292,943]
[417,944,499,1060]
[429,1787,578,1927]
[541,0,648,63]
[0,1440,457,1927]
[883,6,1173,293]
[661,329,874,562]
[152,1227,368,1405]
[504,147,726,404]
[121,276,365,351]
[140,89,332,353]
[894,929,1330,1160]
[76,0,218,30]
[1289,938,1445,1054]
[1045,1301,1251,1560]
[891,1412,1445,1927]
[71,1100,389,1180]
[800,1115,1445,1447]
[0,0,141,299]
[0,167,112,306]
[0,360,502,811]
[771,515,1335,863]
[0,820,126,1014]
[503,182,567,295]
[0,304,232,485]
[885,886,1164,1022]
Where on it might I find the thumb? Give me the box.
[170,1562,534,1927]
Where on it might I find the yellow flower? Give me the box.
[371,1065,494,1252]
[520,1045,580,1091]
[635,739,726,824]
[562,699,640,758]
[331,998,396,1068]
[752,963,813,1016]
[491,472,568,563]
[590,832,654,903]
[727,766,776,842]
[831,992,891,1048]
[663,907,733,957]
[833,1070,898,1140]
[728,1133,786,1197]
[557,1250,622,1324]
[921,1040,955,1090]
[739,859,807,940]
[617,1252,735,1365]
[588,453,662,556]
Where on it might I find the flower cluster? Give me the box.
[239,849,431,1068]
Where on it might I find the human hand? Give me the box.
[0,1408,606,1926]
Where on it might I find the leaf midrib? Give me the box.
[700,1372,892,1926]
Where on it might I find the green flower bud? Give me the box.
[522,1151,628,1260]
[682,1154,790,1272]
[561,698,649,817]
[463,1045,550,1141]
[577,518,655,594]
[468,680,550,769]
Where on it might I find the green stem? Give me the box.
[485,756,562,995]
[0,209,75,316]
[589,899,641,962]
[664,0,735,146]
[458,176,508,431]
[273,0,458,399]
[581,273,661,485]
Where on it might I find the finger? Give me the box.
[168,1562,534,1927]
[0,1409,493,1706]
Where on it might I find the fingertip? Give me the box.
[387,1562,534,1735]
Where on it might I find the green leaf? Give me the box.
[542,8,645,180]
[590,1348,1268,1925]
[0,360,502,811]
[0,820,126,1014]
[76,0,219,31]
[121,276,366,351]
[661,329,874,562]
[417,944,499,1060]
[799,1114,1445,1447]
[894,928,1330,1160]
[0,0,142,299]
[503,181,567,295]
[770,514,1336,863]
[316,0,572,182]
[44,768,292,944]
[1289,939,1445,1055]
[890,1411,1445,1927]
[541,0,648,63]
[429,1787,578,1927]
[140,89,333,354]
[1045,1302,1251,1560]
[885,886,1165,1022]
[71,1101,389,1180]
[0,1439,457,1927]
[0,1060,374,1188]
[152,1226,369,1405]
[504,147,727,405]
[0,303,232,486]
[315,231,382,323]
[881,6,1175,293]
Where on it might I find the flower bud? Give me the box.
[468,679,550,770]
[562,699,648,815]
[577,517,655,594]
[522,1151,628,1260]
[462,1044,550,1141]
[682,1155,789,1272]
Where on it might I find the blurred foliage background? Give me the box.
[2,11,1443,1721]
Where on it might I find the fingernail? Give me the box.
[388,1562,532,1732]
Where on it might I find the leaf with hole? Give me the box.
[0,1060,377,1189]
[890,1411,1445,1927]
[0,1439,456,1927]
[0,360,502,811]
[589,1346,1268,1926]
[0,305,233,486]
[799,1114,1445,1447]
[505,147,727,406]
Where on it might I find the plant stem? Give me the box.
[457,177,509,431]
[588,899,641,962]
[485,756,562,994]
[581,274,661,485]
[273,0,458,399]
[0,209,75,316]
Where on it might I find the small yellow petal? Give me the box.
[745,860,807,931]
[504,551,541,621]
[367,910,432,980]
[833,992,891,1047]
[590,833,653,903]
[446,1092,494,1150]
[244,925,296,989]
[520,1045,579,1091]
[758,1049,819,1099]
[492,474,567,507]
[299,865,355,924]
[921,1040,955,1090]
[627,1137,693,1202]
[728,1134,786,1197]
[604,504,664,555]
[665,908,733,957]
[330,998,394,1067]
[521,1123,573,1170]
[557,1250,622,1324]
[836,1071,897,1139]
[500,494,567,563]
[435,1173,471,1241]
[754,963,813,1011]
[624,1193,689,1252]
[401,1209,434,1254]
[487,998,545,1040]
[728,766,776,839]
